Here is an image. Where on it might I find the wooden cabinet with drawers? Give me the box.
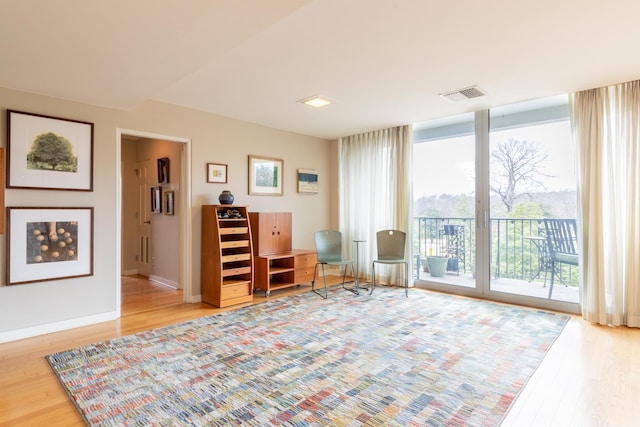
[201,205,254,307]
[254,249,317,296]
[294,251,317,284]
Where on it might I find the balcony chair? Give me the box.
[311,230,355,299]
[543,218,579,299]
[370,229,409,297]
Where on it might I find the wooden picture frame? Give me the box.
[7,110,94,191]
[6,207,94,285]
[0,148,4,234]
[297,168,318,194]
[151,186,162,213]
[157,157,169,184]
[248,155,283,196]
[164,191,175,215]
[206,162,228,183]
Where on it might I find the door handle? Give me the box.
[144,220,151,224]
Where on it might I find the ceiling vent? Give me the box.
[439,85,487,102]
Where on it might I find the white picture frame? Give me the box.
[248,155,283,196]
[297,168,318,194]
[206,163,228,183]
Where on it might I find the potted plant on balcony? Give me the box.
[426,256,448,277]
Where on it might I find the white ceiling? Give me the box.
[2,0,640,140]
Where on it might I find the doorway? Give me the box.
[117,129,192,309]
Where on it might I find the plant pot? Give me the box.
[421,258,430,272]
[426,256,448,277]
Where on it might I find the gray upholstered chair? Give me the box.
[312,230,355,298]
[370,229,408,297]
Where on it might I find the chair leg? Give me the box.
[342,263,359,295]
[548,261,555,299]
[311,263,328,299]
[370,261,377,295]
[371,262,409,297]
[404,261,408,297]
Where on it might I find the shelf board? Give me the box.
[268,267,295,274]
[222,266,251,277]
[222,278,251,287]
[220,240,249,249]
[221,253,251,263]
[269,281,297,289]
[220,227,248,235]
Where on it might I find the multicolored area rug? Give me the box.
[47,288,569,426]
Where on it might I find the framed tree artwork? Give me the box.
[248,155,283,196]
[6,110,94,191]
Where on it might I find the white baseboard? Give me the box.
[0,311,119,344]
[149,275,179,289]
[122,269,138,276]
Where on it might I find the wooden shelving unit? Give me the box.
[253,249,316,296]
[201,205,254,307]
[249,211,316,296]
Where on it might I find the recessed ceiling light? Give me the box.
[297,94,333,108]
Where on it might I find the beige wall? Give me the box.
[0,87,335,341]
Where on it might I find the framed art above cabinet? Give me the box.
[248,155,283,196]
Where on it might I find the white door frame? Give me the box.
[116,129,193,307]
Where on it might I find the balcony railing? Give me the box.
[413,216,578,287]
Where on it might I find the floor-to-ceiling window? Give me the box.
[413,96,579,312]
[413,112,476,290]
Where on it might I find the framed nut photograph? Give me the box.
[7,207,94,285]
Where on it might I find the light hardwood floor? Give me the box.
[1,276,639,426]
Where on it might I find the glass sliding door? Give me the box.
[488,96,579,304]
[413,113,477,290]
[413,96,579,311]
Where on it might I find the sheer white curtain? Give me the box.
[570,79,640,327]
[338,125,412,285]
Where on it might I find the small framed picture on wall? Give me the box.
[297,169,318,194]
[207,163,228,183]
[151,186,162,213]
[164,191,175,215]
[157,157,170,184]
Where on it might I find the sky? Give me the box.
[413,120,576,198]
